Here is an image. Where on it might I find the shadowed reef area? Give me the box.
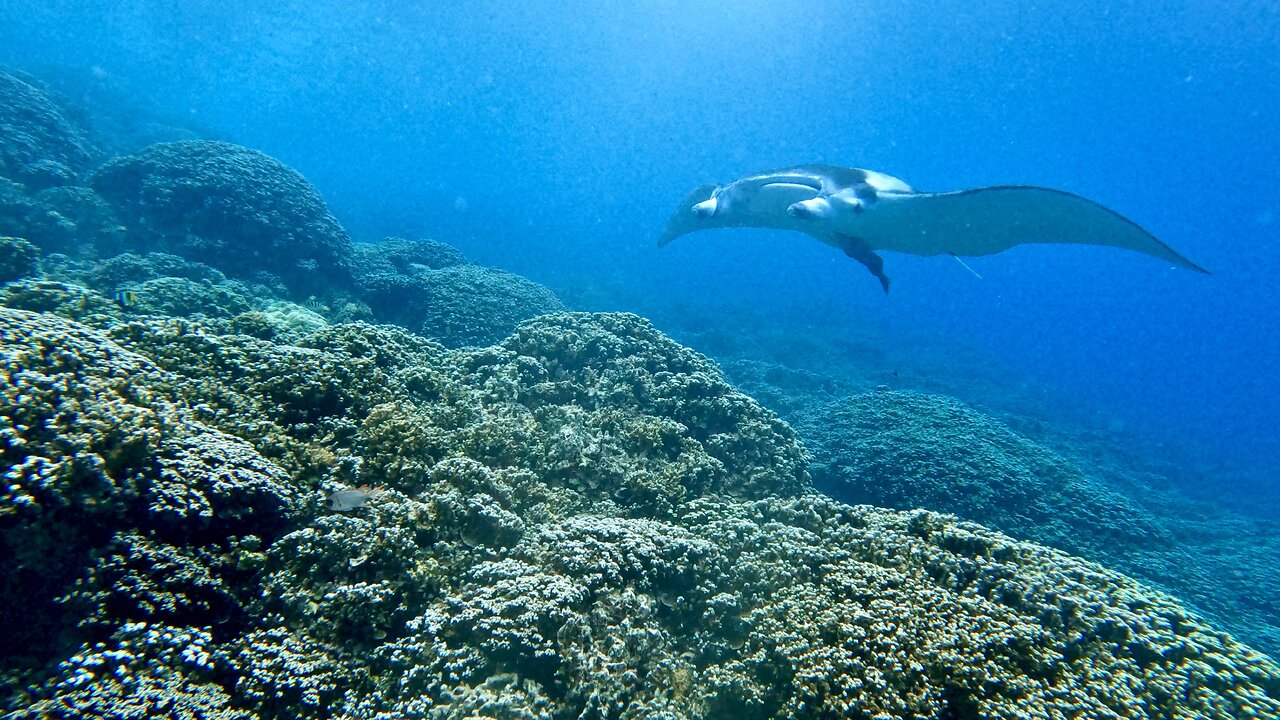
[2,65,1279,719]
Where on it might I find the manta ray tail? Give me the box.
[951,254,984,279]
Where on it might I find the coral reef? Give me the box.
[0,278,123,324]
[799,389,1169,557]
[78,251,233,292]
[642,305,1280,659]
[0,308,293,682]
[19,64,204,158]
[0,236,38,284]
[122,276,256,319]
[352,236,467,278]
[245,472,1280,719]
[11,622,250,720]
[411,265,564,347]
[354,238,564,347]
[90,141,353,297]
[2,303,1276,719]
[0,68,96,190]
[0,177,125,257]
[799,388,1280,658]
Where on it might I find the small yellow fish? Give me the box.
[114,290,139,308]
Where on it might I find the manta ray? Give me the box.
[658,164,1208,292]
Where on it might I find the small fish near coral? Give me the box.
[659,164,1209,293]
[327,485,386,512]
[113,289,139,308]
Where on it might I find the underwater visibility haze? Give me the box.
[1,1,1278,718]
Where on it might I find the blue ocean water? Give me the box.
[2,0,1275,490]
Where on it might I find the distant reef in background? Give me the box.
[2,65,1278,719]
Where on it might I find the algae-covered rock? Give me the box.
[90,140,353,297]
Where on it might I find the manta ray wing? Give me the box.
[855,186,1209,272]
